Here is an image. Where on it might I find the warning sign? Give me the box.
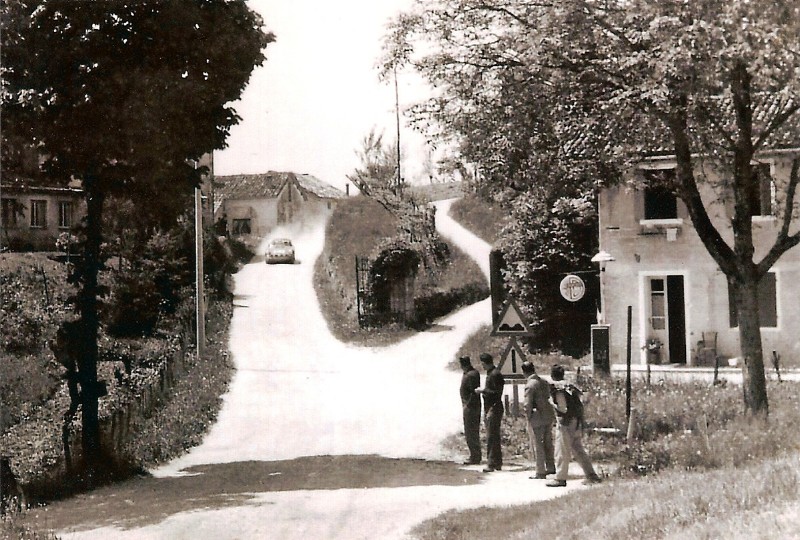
[498,337,527,377]
[491,299,532,336]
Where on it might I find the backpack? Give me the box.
[552,383,585,426]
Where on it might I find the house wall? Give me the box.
[222,185,338,238]
[599,152,800,365]
[1,189,85,251]
[222,197,277,238]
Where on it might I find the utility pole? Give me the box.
[195,175,206,356]
[394,64,402,194]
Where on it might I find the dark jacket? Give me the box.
[483,367,505,410]
[460,368,481,409]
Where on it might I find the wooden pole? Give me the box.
[195,187,205,356]
[626,305,632,423]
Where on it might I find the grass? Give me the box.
[419,373,800,540]
[448,193,509,245]
[314,194,487,346]
[411,455,800,540]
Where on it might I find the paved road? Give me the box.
[47,199,581,540]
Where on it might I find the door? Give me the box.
[647,275,686,364]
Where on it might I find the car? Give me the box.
[265,238,295,264]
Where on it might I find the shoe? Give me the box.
[482,466,497,473]
[546,479,567,487]
[462,460,481,465]
[546,470,556,476]
[583,475,602,485]
[530,473,548,479]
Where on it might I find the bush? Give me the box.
[411,282,490,327]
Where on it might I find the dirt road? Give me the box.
[33,199,581,540]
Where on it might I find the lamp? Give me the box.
[591,250,615,323]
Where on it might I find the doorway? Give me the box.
[646,275,686,364]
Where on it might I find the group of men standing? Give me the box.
[459,354,601,487]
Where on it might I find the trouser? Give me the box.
[463,406,482,463]
[555,418,597,481]
[485,403,504,469]
[526,421,555,475]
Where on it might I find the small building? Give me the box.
[214,172,345,237]
[598,147,800,366]
[1,180,85,251]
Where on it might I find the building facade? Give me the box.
[215,172,344,238]
[598,149,800,366]
[1,182,85,251]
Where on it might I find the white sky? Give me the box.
[214,0,431,192]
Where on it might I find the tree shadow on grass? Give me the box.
[26,455,482,532]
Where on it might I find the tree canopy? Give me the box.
[1,0,272,476]
[385,0,800,413]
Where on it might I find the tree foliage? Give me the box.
[386,0,800,413]
[1,0,272,475]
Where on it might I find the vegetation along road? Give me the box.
[24,200,584,539]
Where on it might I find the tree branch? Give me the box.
[758,157,800,275]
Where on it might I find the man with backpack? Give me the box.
[546,364,602,487]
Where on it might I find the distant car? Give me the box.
[265,238,295,264]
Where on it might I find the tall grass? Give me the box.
[448,194,509,245]
[418,378,800,540]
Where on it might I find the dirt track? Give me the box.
[30,200,583,540]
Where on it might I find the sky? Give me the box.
[214,0,430,193]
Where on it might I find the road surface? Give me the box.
[42,199,583,540]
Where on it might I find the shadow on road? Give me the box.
[26,456,482,533]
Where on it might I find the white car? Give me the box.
[265,238,295,264]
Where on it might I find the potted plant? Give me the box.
[642,338,664,364]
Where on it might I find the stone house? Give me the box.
[1,180,85,252]
[598,146,800,366]
[214,172,345,237]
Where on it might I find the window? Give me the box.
[58,201,74,229]
[232,219,251,235]
[748,163,774,217]
[728,273,777,328]
[650,278,666,330]
[30,200,47,228]
[643,168,678,220]
[1,198,18,227]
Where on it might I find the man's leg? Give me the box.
[548,421,573,486]
[464,407,481,463]
[486,406,503,470]
[570,426,600,481]
[537,423,556,474]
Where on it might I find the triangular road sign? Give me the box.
[491,298,532,336]
[498,337,527,376]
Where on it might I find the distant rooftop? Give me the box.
[215,171,345,201]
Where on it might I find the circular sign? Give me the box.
[559,274,586,302]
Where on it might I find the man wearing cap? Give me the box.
[547,364,601,487]
[521,361,556,479]
[475,352,504,472]
[459,356,482,465]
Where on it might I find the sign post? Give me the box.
[491,299,533,417]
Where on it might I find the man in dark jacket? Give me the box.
[459,355,482,465]
[476,352,504,472]
[522,361,556,479]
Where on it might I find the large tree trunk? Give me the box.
[732,277,769,416]
[77,185,105,482]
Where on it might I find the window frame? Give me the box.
[728,271,778,329]
[30,199,47,228]
[58,200,74,229]
[1,198,18,228]
[749,161,776,220]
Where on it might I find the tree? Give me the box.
[1,0,272,479]
[387,0,800,415]
[381,1,614,353]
